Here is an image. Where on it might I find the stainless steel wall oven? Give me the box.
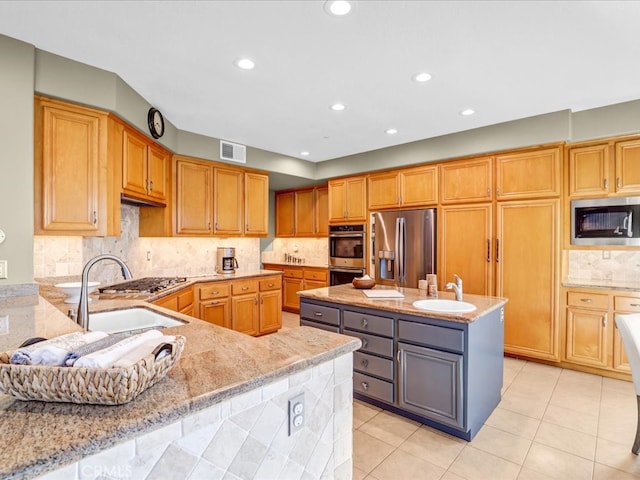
[329,224,366,285]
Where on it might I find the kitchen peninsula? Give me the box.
[0,274,360,480]
[298,284,508,441]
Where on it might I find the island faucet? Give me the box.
[445,274,463,301]
[76,254,133,330]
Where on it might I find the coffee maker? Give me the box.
[216,247,238,274]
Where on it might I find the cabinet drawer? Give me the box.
[283,268,303,279]
[614,295,640,313]
[398,320,465,353]
[198,282,230,300]
[354,372,394,403]
[354,351,394,381]
[304,269,328,282]
[300,303,340,326]
[344,310,393,337]
[567,291,609,310]
[300,319,340,333]
[232,279,258,295]
[259,277,281,292]
[344,329,394,357]
[177,287,194,310]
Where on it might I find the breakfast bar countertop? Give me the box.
[0,288,359,480]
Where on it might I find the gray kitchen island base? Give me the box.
[299,289,506,441]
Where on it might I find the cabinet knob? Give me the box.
[362,359,369,368]
[361,338,368,348]
[361,318,368,328]
[314,311,323,317]
[630,303,640,307]
[580,298,593,303]
[242,286,248,291]
[361,381,369,391]
[268,283,274,287]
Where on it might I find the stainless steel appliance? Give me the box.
[329,224,366,285]
[372,208,436,288]
[99,277,187,294]
[572,197,640,246]
[216,247,239,274]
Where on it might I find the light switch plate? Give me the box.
[0,260,7,279]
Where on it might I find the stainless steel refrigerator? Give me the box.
[372,208,436,288]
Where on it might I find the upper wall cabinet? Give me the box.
[174,156,213,236]
[368,165,437,210]
[328,176,367,223]
[275,185,328,237]
[440,156,494,204]
[568,137,640,197]
[34,96,119,236]
[244,172,269,236]
[495,146,561,200]
[122,127,169,206]
[213,167,244,235]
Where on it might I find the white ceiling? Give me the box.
[1,1,640,163]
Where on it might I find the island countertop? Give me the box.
[297,283,508,323]
[0,290,360,480]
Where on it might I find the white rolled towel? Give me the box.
[111,335,176,369]
[10,331,108,366]
[74,330,163,369]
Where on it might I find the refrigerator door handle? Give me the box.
[398,217,406,283]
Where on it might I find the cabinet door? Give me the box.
[259,290,282,334]
[614,324,631,373]
[199,299,231,328]
[615,139,640,195]
[368,171,399,210]
[346,177,367,220]
[244,172,269,235]
[496,147,561,200]
[328,179,347,221]
[400,165,438,207]
[147,143,169,204]
[564,308,610,368]
[283,277,303,312]
[439,204,493,296]
[36,99,105,234]
[214,168,243,235]
[275,191,295,237]
[398,342,464,429]
[568,144,610,197]
[122,129,149,198]
[175,158,213,235]
[314,186,329,236]
[497,200,560,361]
[295,189,315,236]
[440,157,493,204]
[231,294,259,335]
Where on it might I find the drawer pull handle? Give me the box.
[242,287,248,291]
[314,312,323,317]
[362,359,369,368]
[361,318,368,328]
[361,381,369,391]
[630,303,640,307]
[580,298,592,303]
[268,283,274,287]
[361,339,368,348]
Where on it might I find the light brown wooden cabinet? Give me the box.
[122,127,169,205]
[314,186,329,236]
[153,285,194,317]
[244,172,269,236]
[328,176,367,222]
[568,138,640,197]
[275,185,329,237]
[214,167,243,235]
[495,147,561,200]
[368,165,437,210]
[175,156,214,236]
[440,156,493,204]
[275,191,295,237]
[197,281,231,328]
[34,96,118,236]
[263,264,328,313]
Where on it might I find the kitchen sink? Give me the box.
[412,299,477,313]
[87,308,186,334]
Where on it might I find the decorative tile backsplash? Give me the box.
[567,249,640,283]
[261,238,329,267]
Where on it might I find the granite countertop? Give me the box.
[262,261,329,269]
[562,277,640,292]
[0,274,359,480]
[298,284,508,323]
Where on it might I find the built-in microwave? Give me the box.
[571,197,640,246]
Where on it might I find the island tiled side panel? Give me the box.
[34,354,354,480]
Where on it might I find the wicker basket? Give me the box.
[0,335,185,405]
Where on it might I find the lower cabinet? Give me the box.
[262,264,328,313]
[153,286,194,317]
[299,297,504,440]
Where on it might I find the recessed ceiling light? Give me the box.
[324,1,352,16]
[460,108,476,116]
[413,72,432,83]
[385,128,398,135]
[330,103,346,111]
[300,151,310,156]
[235,58,255,70]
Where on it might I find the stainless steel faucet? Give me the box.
[76,254,133,330]
[445,274,463,301]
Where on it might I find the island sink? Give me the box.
[412,299,477,313]
[87,307,186,334]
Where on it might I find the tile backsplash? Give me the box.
[34,205,261,284]
[567,249,640,284]
[261,238,328,266]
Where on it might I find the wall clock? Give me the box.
[147,107,165,139]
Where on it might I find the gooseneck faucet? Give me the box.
[446,274,464,301]
[77,254,133,330]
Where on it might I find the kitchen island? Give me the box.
[298,284,508,441]
[0,281,360,480]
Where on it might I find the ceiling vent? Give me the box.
[220,141,246,164]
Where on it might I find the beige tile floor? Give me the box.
[282,312,640,479]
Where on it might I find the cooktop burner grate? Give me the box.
[98,277,188,294]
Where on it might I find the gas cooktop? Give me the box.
[98,277,188,294]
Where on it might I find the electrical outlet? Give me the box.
[288,393,305,436]
[602,250,611,259]
[0,260,7,279]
